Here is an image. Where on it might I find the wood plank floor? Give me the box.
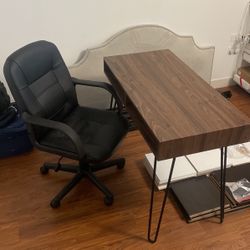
[1,85,250,249]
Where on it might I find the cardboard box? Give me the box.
[238,67,250,83]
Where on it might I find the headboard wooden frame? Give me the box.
[69,24,215,108]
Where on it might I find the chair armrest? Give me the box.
[22,112,85,159]
[72,77,123,111]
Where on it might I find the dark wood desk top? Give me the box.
[104,50,250,160]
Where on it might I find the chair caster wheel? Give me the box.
[40,165,49,175]
[50,199,60,208]
[117,159,125,169]
[104,196,113,206]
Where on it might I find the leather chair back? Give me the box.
[4,41,77,120]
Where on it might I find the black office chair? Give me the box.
[4,41,128,208]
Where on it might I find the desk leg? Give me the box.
[220,147,227,223]
[147,156,176,243]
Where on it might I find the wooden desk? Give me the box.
[104,50,250,243]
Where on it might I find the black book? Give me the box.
[210,163,250,206]
[171,175,230,219]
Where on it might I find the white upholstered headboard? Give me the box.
[69,24,215,108]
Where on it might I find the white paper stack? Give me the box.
[186,149,232,176]
[227,142,250,166]
[145,143,250,190]
[144,153,197,190]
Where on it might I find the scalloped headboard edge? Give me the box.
[69,24,215,108]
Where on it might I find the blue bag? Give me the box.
[0,114,33,157]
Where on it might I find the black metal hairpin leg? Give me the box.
[220,146,227,223]
[148,156,176,243]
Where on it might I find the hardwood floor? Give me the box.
[1,85,250,249]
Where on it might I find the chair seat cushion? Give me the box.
[40,106,128,161]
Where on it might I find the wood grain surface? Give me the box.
[1,86,250,249]
[104,50,250,160]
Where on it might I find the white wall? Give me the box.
[0,0,249,91]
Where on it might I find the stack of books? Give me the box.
[171,163,250,223]
[210,163,250,210]
[171,175,231,222]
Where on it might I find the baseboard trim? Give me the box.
[210,77,236,88]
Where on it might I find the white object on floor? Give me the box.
[186,149,232,176]
[227,142,250,166]
[145,142,250,190]
[144,153,197,190]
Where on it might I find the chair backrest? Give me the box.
[4,41,77,120]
